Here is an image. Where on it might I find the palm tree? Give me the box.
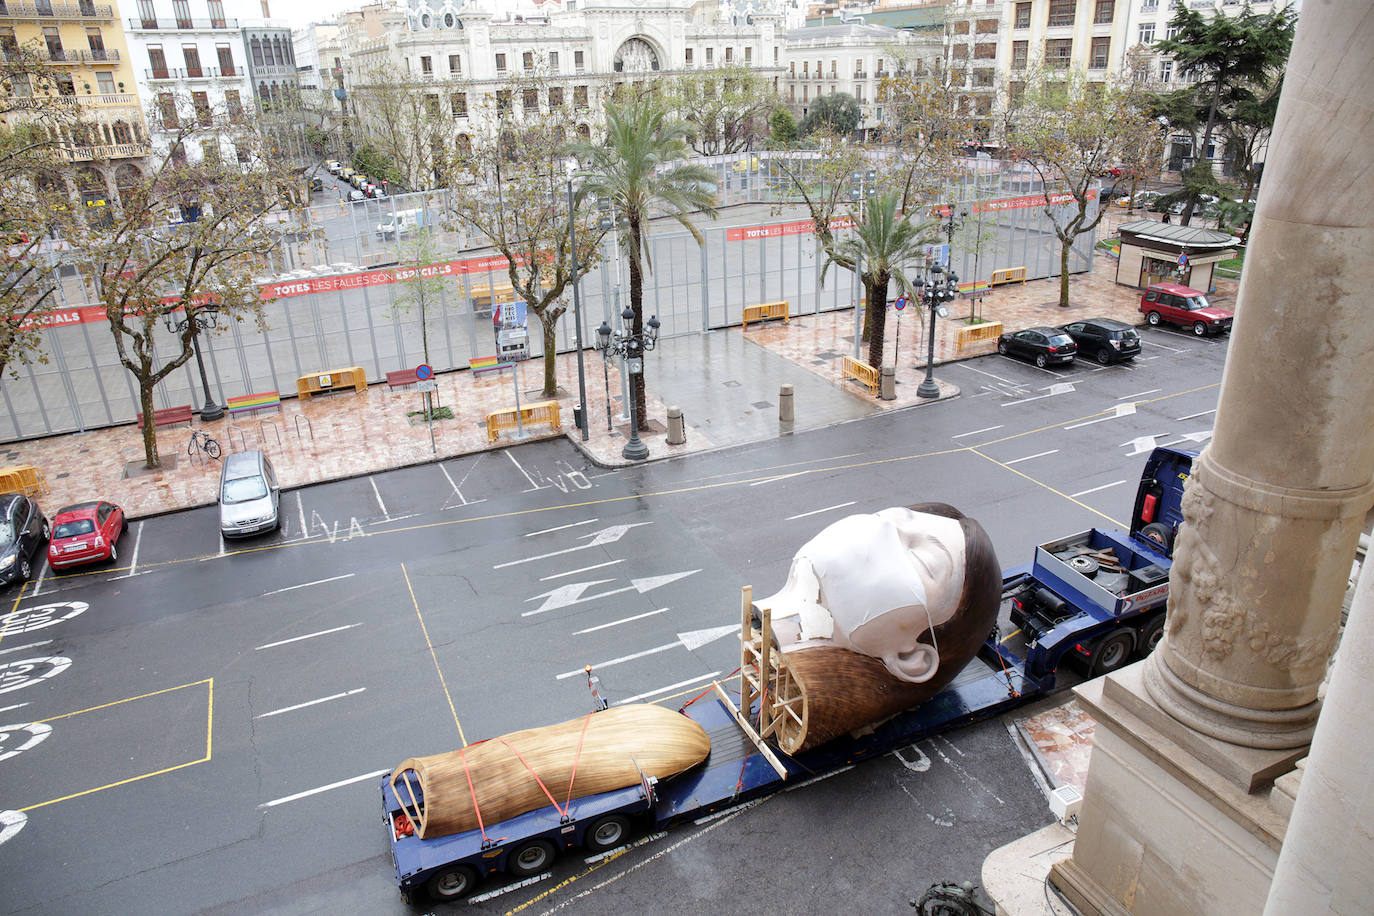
[821,191,938,372]
[571,99,718,431]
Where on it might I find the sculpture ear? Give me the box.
[885,643,940,683]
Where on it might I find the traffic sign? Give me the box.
[1177,252,1188,266]
[416,364,433,380]
[894,297,908,311]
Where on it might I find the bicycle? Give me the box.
[188,428,221,461]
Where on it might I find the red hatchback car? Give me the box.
[47,501,126,570]
[1140,282,1234,336]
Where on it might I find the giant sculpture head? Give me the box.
[758,506,972,684]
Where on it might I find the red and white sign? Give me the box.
[726,216,855,242]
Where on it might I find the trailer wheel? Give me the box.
[426,864,478,900]
[507,839,556,877]
[584,814,632,852]
[1089,629,1135,676]
[1139,615,1166,657]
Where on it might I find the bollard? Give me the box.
[880,365,896,401]
[779,384,795,422]
[667,406,686,445]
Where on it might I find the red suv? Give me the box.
[1140,282,1233,336]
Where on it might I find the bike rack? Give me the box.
[294,415,313,441]
[259,419,282,447]
[226,425,249,452]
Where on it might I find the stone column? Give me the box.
[1142,3,1374,751]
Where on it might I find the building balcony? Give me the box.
[61,141,149,161]
[40,47,119,64]
[0,1,113,20]
[79,91,139,107]
[126,16,237,30]
[147,67,240,80]
[853,70,867,78]
[251,63,295,78]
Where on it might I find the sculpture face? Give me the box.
[756,508,968,683]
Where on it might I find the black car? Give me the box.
[1060,318,1142,365]
[0,493,49,585]
[997,326,1077,368]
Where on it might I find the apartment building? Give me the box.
[780,21,925,140]
[1003,0,1130,88]
[0,0,148,208]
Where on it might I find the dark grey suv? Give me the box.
[1060,318,1142,365]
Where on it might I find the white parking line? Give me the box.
[437,461,485,508]
[613,671,721,705]
[952,425,1003,439]
[526,518,600,538]
[261,574,355,597]
[369,478,389,519]
[0,701,29,714]
[958,363,1017,384]
[296,493,308,540]
[260,769,389,808]
[1118,389,1160,400]
[786,502,856,521]
[506,450,539,488]
[0,640,51,656]
[1175,408,1217,421]
[256,688,366,719]
[1004,449,1059,466]
[28,564,48,598]
[255,623,362,651]
[574,608,668,635]
[555,641,682,679]
[1069,480,1126,498]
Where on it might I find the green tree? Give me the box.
[570,99,717,431]
[800,92,860,138]
[820,191,937,372]
[768,107,798,145]
[1154,4,1295,225]
[1004,73,1155,308]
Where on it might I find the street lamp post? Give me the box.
[596,306,660,462]
[916,264,957,400]
[565,162,589,441]
[166,308,224,421]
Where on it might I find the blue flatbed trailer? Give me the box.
[382,447,1196,903]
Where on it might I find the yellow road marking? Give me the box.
[0,578,30,651]
[20,678,213,812]
[403,562,466,746]
[969,447,1124,528]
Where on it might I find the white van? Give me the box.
[375,208,426,240]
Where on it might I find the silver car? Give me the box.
[218,450,280,538]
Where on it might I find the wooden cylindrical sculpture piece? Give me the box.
[391,704,710,839]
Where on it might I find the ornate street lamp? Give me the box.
[165,307,224,421]
[916,264,958,400]
[596,306,660,461]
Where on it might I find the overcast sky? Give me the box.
[279,0,365,28]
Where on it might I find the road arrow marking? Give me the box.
[1003,382,1075,406]
[494,522,652,569]
[677,624,740,652]
[1065,403,1137,429]
[522,570,700,617]
[1120,435,1160,456]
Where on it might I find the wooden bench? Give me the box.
[469,355,506,375]
[226,391,281,417]
[470,283,516,308]
[840,355,880,395]
[296,366,366,399]
[990,266,1027,286]
[742,300,789,330]
[955,320,1004,354]
[385,369,420,389]
[136,404,194,429]
[486,399,561,443]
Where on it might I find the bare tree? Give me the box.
[876,60,970,211]
[63,94,297,468]
[349,66,464,190]
[656,63,777,157]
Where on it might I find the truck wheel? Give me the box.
[584,814,631,853]
[1139,616,1166,657]
[1140,523,1173,551]
[507,838,556,877]
[426,864,478,900]
[1089,630,1135,676]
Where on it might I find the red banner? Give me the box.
[934,189,1100,217]
[726,216,855,242]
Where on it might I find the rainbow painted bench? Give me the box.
[227,391,282,417]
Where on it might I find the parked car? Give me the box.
[0,493,48,584]
[46,501,126,570]
[325,159,341,174]
[218,451,281,538]
[1140,282,1234,336]
[308,176,324,193]
[997,326,1078,368]
[1060,318,1142,365]
[348,189,365,202]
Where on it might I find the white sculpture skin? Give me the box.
[755,508,968,683]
